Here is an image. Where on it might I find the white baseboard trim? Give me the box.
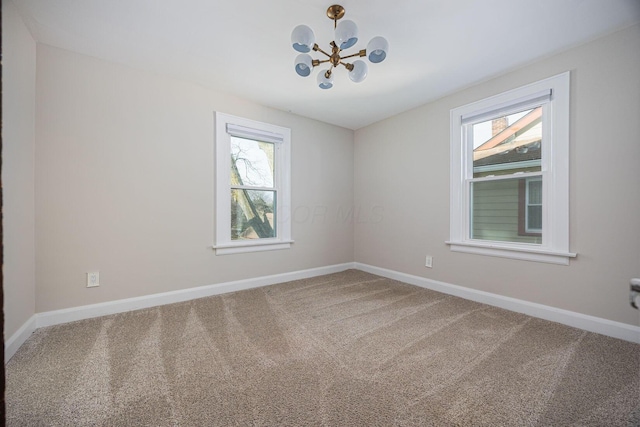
[355,263,640,344]
[4,314,37,362]
[7,261,637,363]
[5,262,356,362]
[36,262,356,329]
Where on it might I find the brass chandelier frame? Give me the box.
[311,5,366,78]
[291,4,388,88]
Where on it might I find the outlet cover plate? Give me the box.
[87,272,100,288]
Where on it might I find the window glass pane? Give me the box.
[230,137,274,187]
[472,107,542,178]
[527,179,542,204]
[231,189,276,240]
[526,178,542,232]
[527,206,542,231]
[471,178,542,244]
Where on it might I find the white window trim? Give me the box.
[447,72,576,265]
[214,112,292,255]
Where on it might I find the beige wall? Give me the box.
[2,1,37,339]
[6,13,638,336]
[35,45,354,312]
[355,24,640,326]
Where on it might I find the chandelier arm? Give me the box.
[340,62,354,71]
[324,63,337,78]
[313,59,331,66]
[313,45,332,58]
[339,49,367,61]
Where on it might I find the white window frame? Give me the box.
[214,112,292,255]
[447,72,576,265]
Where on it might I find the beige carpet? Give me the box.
[6,270,640,426]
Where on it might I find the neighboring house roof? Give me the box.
[473,106,542,170]
[474,140,541,167]
[473,107,543,163]
[475,107,542,152]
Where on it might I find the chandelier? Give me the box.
[291,4,389,89]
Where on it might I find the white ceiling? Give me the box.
[13,0,640,130]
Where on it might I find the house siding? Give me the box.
[472,179,540,244]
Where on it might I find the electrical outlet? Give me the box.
[87,272,100,288]
[425,255,433,268]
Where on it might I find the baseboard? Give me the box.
[5,262,356,362]
[36,262,356,329]
[355,263,640,344]
[7,261,637,364]
[4,315,37,362]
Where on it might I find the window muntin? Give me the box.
[448,72,574,265]
[215,113,291,255]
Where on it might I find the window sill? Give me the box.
[213,240,294,255]
[445,240,576,265]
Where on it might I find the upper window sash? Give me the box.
[465,103,549,182]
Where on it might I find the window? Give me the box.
[520,177,542,236]
[448,72,575,264]
[214,113,292,255]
